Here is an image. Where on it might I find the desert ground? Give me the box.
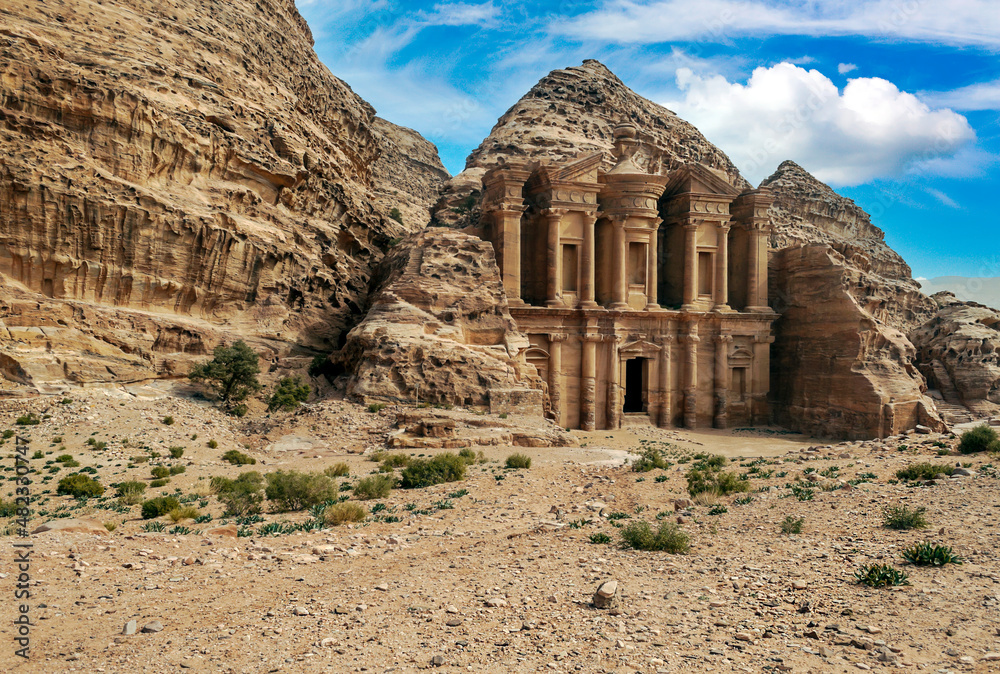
[1,387,999,673]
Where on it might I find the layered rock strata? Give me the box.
[339,228,545,414]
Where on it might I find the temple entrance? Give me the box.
[623,358,646,413]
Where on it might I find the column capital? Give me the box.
[582,211,600,225]
[582,333,603,343]
[609,213,628,227]
[754,334,776,344]
[715,334,734,345]
[488,203,526,216]
[680,334,701,345]
[603,333,623,345]
[682,218,703,230]
[543,207,570,220]
[548,333,567,343]
[656,334,675,347]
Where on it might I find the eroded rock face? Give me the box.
[769,245,942,439]
[433,59,747,226]
[339,229,545,413]
[911,293,1000,417]
[0,0,446,389]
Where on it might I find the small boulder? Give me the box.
[31,518,107,536]
[593,580,619,609]
[204,524,238,538]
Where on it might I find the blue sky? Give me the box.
[297,0,1000,279]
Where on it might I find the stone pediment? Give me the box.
[662,164,740,199]
[529,152,603,190]
[620,339,661,357]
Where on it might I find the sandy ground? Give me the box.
[1,390,999,673]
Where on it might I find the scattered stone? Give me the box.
[141,621,163,634]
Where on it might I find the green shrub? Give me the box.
[619,521,690,553]
[707,504,728,515]
[367,403,386,413]
[1,429,13,439]
[60,398,73,405]
[399,453,467,489]
[162,416,174,425]
[353,474,394,500]
[505,453,532,469]
[958,424,999,454]
[55,455,80,467]
[141,496,180,519]
[687,467,750,497]
[896,462,953,481]
[855,563,909,588]
[56,473,104,498]
[116,480,147,505]
[883,504,928,530]
[169,465,186,475]
[780,515,804,534]
[207,440,218,449]
[901,541,963,566]
[150,466,170,479]
[267,376,310,412]
[169,446,185,459]
[588,532,612,545]
[150,478,170,488]
[210,472,264,516]
[0,498,20,517]
[222,449,256,465]
[324,462,350,478]
[56,454,73,463]
[188,340,261,412]
[168,506,200,523]
[16,413,40,426]
[321,501,367,526]
[378,453,411,471]
[632,446,672,472]
[264,471,337,512]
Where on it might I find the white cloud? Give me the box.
[421,2,499,27]
[553,0,1000,48]
[921,79,1000,111]
[664,63,976,186]
[925,188,960,209]
[838,62,857,74]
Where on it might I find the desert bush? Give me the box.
[207,440,218,449]
[855,563,909,588]
[367,403,386,413]
[896,463,953,481]
[324,462,350,478]
[588,532,612,545]
[264,470,337,512]
[901,541,963,566]
[883,504,928,530]
[162,416,174,425]
[149,478,170,488]
[687,467,749,497]
[169,465,186,475]
[632,446,671,472]
[267,376,310,412]
[116,480,147,505]
[0,498,19,517]
[619,521,689,553]
[378,453,411,471]
[353,474,394,500]
[505,453,532,469]
[958,424,999,454]
[458,448,477,464]
[169,446,185,459]
[104,522,117,532]
[168,506,200,523]
[141,496,180,519]
[780,515,804,534]
[56,474,104,498]
[399,453,467,489]
[211,472,264,517]
[15,413,40,426]
[150,466,170,479]
[321,501,367,526]
[222,449,256,466]
[188,340,262,413]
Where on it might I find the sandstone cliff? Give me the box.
[433,59,748,226]
[338,228,546,414]
[0,0,446,389]
[911,292,1000,418]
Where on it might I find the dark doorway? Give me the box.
[623,358,645,413]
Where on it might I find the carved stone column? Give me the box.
[746,225,768,312]
[681,323,700,429]
[610,216,628,310]
[496,207,525,306]
[544,209,566,308]
[714,334,733,429]
[646,221,661,310]
[580,333,601,431]
[548,333,565,426]
[714,223,731,311]
[606,334,623,428]
[657,334,674,428]
[580,212,598,308]
[681,220,699,310]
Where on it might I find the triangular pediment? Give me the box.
[662,163,740,199]
[620,339,661,357]
[530,152,603,190]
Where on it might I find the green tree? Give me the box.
[267,376,310,412]
[388,207,404,225]
[189,341,261,413]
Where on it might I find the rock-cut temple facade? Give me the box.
[481,124,777,431]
